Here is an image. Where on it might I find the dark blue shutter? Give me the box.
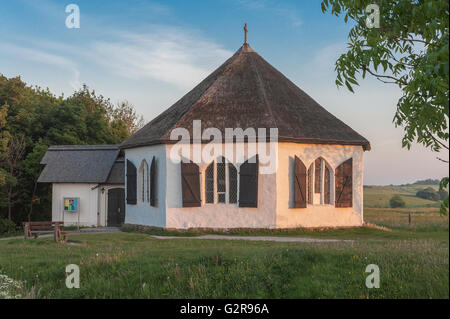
[150,156,157,207]
[126,160,137,205]
[239,156,259,208]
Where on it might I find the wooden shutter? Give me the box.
[126,160,137,205]
[335,158,353,208]
[181,161,201,207]
[150,156,156,207]
[239,156,259,208]
[294,156,307,208]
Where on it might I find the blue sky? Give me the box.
[0,0,447,185]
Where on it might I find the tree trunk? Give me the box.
[28,182,38,223]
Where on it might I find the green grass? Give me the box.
[364,184,442,208]
[0,232,447,299]
[0,183,448,299]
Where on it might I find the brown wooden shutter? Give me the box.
[294,156,307,208]
[126,160,137,205]
[150,156,157,207]
[239,156,259,208]
[335,158,353,208]
[181,161,201,207]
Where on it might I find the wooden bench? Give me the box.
[23,221,68,242]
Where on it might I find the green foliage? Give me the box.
[416,187,440,201]
[0,75,143,224]
[412,178,440,185]
[321,0,449,215]
[389,195,406,208]
[0,218,16,234]
[438,188,449,200]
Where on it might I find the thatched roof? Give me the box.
[120,44,370,151]
[38,145,124,184]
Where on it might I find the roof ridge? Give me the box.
[248,50,278,130]
[161,46,250,140]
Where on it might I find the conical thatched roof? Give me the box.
[120,44,370,151]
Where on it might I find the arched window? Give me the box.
[138,160,149,203]
[204,158,238,205]
[307,157,333,205]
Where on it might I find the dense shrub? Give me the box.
[438,189,449,201]
[390,195,406,208]
[416,187,440,201]
[0,218,17,234]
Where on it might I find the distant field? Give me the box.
[364,184,442,208]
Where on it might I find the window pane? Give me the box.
[229,163,237,204]
[205,163,214,203]
[314,158,321,193]
[308,164,313,204]
[218,193,226,203]
[324,166,331,204]
[217,161,226,193]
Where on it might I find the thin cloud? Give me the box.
[1,43,81,90]
[88,28,233,89]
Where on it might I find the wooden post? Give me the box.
[24,223,29,240]
[408,213,412,226]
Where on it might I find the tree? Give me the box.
[390,195,406,208]
[321,0,449,214]
[0,103,9,186]
[416,187,441,201]
[0,75,144,224]
[3,135,26,220]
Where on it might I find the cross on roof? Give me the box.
[244,23,248,44]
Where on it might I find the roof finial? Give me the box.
[244,23,248,44]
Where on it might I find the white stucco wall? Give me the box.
[276,143,364,228]
[124,145,167,228]
[164,143,277,229]
[124,142,365,229]
[52,183,99,227]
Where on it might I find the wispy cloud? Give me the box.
[88,27,232,89]
[1,43,81,90]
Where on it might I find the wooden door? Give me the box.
[108,188,125,227]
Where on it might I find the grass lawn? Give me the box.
[0,217,448,299]
[0,184,448,299]
[364,184,442,208]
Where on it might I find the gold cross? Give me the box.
[244,23,248,44]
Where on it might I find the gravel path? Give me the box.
[1,229,351,243]
[151,235,353,243]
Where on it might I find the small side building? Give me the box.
[38,145,125,227]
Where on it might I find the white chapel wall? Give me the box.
[124,145,167,228]
[164,142,277,229]
[52,183,99,227]
[276,143,364,228]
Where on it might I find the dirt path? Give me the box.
[151,235,353,243]
[1,229,351,243]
